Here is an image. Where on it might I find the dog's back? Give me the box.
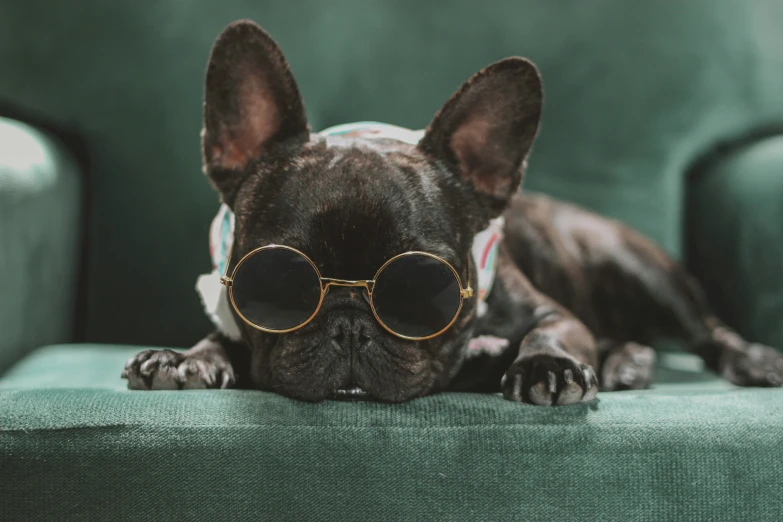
[503,193,708,343]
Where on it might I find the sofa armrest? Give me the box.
[686,134,783,349]
[0,117,82,373]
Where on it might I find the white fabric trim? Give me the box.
[196,272,243,340]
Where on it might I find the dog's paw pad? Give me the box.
[528,376,554,406]
[502,354,598,406]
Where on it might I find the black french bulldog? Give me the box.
[122,20,783,405]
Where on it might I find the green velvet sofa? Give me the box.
[2,2,783,520]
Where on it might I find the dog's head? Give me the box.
[202,21,542,402]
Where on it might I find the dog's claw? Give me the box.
[547,371,557,394]
[582,367,599,401]
[139,358,157,377]
[220,371,232,389]
[512,372,524,402]
[200,362,216,387]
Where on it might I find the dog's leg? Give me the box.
[122,332,250,390]
[600,232,783,387]
[496,248,600,405]
[598,340,656,391]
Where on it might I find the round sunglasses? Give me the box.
[219,245,474,340]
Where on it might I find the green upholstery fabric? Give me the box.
[687,135,783,348]
[0,118,81,373]
[2,1,783,346]
[2,345,782,521]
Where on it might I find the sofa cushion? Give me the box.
[1,344,782,520]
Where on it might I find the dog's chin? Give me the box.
[327,384,430,403]
[271,379,428,404]
[272,371,431,404]
[328,380,434,403]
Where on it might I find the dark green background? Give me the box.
[2,0,783,348]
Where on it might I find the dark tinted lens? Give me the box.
[372,254,462,338]
[231,248,322,331]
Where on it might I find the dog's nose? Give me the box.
[326,312,373,352]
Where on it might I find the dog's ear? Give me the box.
[418,58,542,218]
[202,20,308,202]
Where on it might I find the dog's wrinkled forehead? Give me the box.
[232,136,459,278]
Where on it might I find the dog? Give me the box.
[122,20,783,405]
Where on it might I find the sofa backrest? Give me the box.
[2,0,782,346]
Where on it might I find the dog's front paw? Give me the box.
[502,354,598,406]
[720,344,783,387]
[121,349,235,390]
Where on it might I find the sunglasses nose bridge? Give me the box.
[322,278,375,294]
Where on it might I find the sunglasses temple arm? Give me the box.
[465,254,474,295]
[220,243,235,286]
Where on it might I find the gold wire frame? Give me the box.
[219,244,474,340]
